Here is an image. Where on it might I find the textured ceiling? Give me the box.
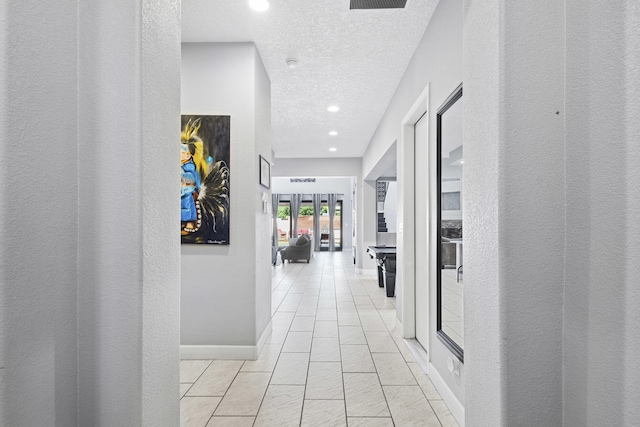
[182,0,438,159]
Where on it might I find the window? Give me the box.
[274,198,342,250]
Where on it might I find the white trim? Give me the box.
[426,362,465,427]
[180,320,272,361]
[180,344,258,360]
[404,337,429,369]
[403,339,465,426]
[399,83,430,342]
[395,317,404,335]
[256,320,272,356]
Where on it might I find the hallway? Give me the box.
[180,252,458,426]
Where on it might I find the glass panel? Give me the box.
[318,201,342,251]
[297,202,313,237]
[319,203,330,250]
[334,203,341,249]
[276,202,291,247]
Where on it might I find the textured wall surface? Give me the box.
[1,1,79,425]
[501,2,565,424]
[564,1,640,424]
[140,0,182,424]
[181,43,271,347]
[464,0,566,425]
[77,1,181,424]
[1,1,181,426]
[464,1,640,425]
[462,1,502,423]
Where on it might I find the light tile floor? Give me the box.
[180,251,459,427]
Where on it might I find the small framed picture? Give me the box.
[259,155,271,189]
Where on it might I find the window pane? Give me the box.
[297,202,313,237]
[276,203,291,246]
[319,201,342,251]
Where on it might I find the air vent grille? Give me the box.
[290,178,316,183]
[350,0,407,9]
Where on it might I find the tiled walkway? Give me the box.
[180,251,459,426]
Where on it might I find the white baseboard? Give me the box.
[180,344,257,360]
[403,339,465,427]
[181,320,273,361]
[426,362,465,427]
[404,338,430,371]
[256,320,272,356]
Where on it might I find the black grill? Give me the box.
[350,0,407,9]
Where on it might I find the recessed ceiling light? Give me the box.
[327,106,340,112]
[329,131,338,136]
[286,58,298,69]
[329,148,337,152]
[249,0,269,12]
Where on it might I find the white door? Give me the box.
[414,112,430,347]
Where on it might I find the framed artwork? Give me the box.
[259,155,270,189]
[181,115,230,244]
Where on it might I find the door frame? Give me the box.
[398,84,430,352]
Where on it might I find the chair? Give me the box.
[281,234,312,263]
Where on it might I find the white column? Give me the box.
[1,1,80,425]
[564,1,640,424]
[464,0,565,425]
[77,1,181,425]
[1,1,181,426]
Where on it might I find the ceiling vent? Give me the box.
[350,0,407,9]
[290,178,316,183]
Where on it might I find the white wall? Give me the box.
[272,176,354,249]
[461,2,501,424]
[181,43,272,354]
[464,1,640,424]
[361,0,465,413]
[253,47,273,344]
[1,1,181,425]
[563,1,640,424]
[272,157,360,177]
[464,0,566,425]
[2,2,78,424]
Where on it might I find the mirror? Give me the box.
[437,84,464,362]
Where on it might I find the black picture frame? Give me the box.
[259,155,270,189]
[436,83,464,363]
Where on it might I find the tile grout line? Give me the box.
[338,263,349,427]
[299,253,324,426]
[180,359,215,401]
[255,263,306,427]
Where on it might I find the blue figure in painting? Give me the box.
[181,144,201,222]
[180,118,230,239]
